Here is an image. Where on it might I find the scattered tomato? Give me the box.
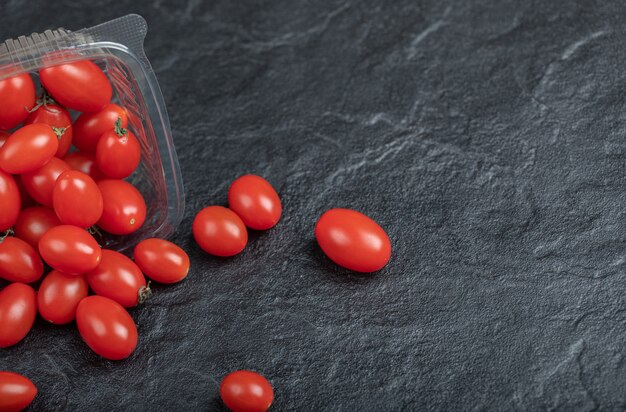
[20,157,70,207]
[193,206,248,257]
[0,73,36,130]
[0,170,20,231]
[134,238,190,284]
[63,152,105,181]
[0,371,37,412]
[220,370,274,412]
[0,236,44,283]
[39,225,102,275]
[0,283,37,348]
[86,250,148,308]
[38,270,89,324]
[0,124,59,174]
[53,170,103,228]
[96,118,141,179]
[73,103,128,153]
[228,174,282,230]
[14,206,62,249]
[97,179,146,235]
[76,295,138,360]
[24,103,73,158]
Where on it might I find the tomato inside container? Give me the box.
[0,14,184,252]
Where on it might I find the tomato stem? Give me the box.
[114,117,128,138]
[26,88,57,113]
[138,282,152,304]
[0,228,14,243]
[51,126,67,139]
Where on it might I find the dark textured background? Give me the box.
[1,0,626,410]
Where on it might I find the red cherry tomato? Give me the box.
[14,206,62,249]
[0,131,9,148]
[193,206,248,257]
[0,372,37,412]
[73,104,128,153]
[20,157,70,207]
[0,170,20,231]
[315,208,391,273]
[220,370,274,412]
[228,175,282,230]
[0,124,59,174]
[39,60,112,113]
[39,225,102,275]
[63,152,105,181]
[0,236,44,283]
[134,238,190,284]
[86,250,148,308]
[97,180,146,235]
[24,103,73,158]
[38,270,89,324]
[95,119,141,179]
[53,170,103,228]
[0,283,37,348]
[76,295,138,360]
[0,73,36,130]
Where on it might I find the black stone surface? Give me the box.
[2,0,626,410]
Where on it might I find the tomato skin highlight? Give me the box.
[14,207,62,249]
[0,371,37,412]
[315,208,391,273]
[38,270,89,325]
[20,157,70,207]
[86,250,147,308]
[0,283,37,348]
[220,370,274,412]
[63,152,105,181]
[134,238,190,284]
[0,237,44,283]
[39,225,102,275]
[96,127,141,179]
[0,170,20,231]
[193,206,248,257]
[39,60,112,113]
[73,104,128,153]
[24,103,73,158]
[97,180,146,235]
[228,175,282,230]
[0,124,59,174]
[53,170,103,228]
[0,73,36,130]
[76,295,138,360]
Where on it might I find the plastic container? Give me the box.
[0,14,184,252]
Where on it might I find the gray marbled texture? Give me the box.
[1,0,626,410]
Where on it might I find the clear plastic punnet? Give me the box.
[0,14,184,252]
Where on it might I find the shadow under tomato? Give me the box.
[304,239,380,284]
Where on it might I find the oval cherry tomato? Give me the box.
[0,73,36,130]
[39,225,102,275]
[20,157,70,207]
[220,370,274,412]
[76,295,138,360]
[39,60,112,113]
[134,238,190,284]
[0,236,44,283]
[63,152,105,181]
[0,124,59,174]
[38,270,89,324]
[24,103,73,158]
[73,104,128,153]
[53,170,103,228]
[0,283,37,348]
[228,175,282,230]
[86,250,148,308]
[14,206,62,249]
[315,208,391,273]
[97,180,146,235]
[193,206,248,257]
[0,170,20,231]
[0,131,9,148]
[0,372,37,412]
[95,119,141,179]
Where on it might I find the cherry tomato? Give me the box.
[315,208,391,273]
[0,73,36,130]
[63,152,105,181]
[220,370,274,412]
[134,238,190,284]
[0,236,44,283]
[14,206,62,249]
[73,104,128,153]
[95,119,141,179]
[86,250,148,308]
[97,180,146,235]
[20,157,70,207]
[0,283,37,348]
[0,131,9,148]
[76,295,138,360]
[24,103,73,158]
[0,372,37,412]
[0,170,20,231]
[193,206,248,257]
[39,225,102,275]
[228,175,282,230]
[0,124,59,174]
[38,270,89,324]
[39,60,112,113]
[53,170,103,228]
